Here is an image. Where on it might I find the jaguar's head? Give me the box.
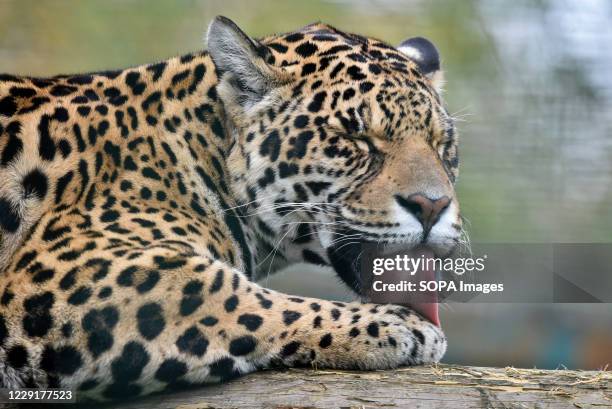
[208,17,461,299]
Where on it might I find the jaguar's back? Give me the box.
[0,16,456,401]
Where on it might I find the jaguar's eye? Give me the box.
[351,135,381,154]
[353,138,372,152]
[436,138,450,156]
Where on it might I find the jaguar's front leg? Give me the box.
[240,287,446,371]
[203,263,446,371]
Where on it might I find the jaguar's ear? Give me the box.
[398,37,444,92]
[207,16,286,112]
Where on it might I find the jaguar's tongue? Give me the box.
[373,246,440,327]
[406,247,440,326]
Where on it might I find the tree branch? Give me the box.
[103,364,611,409]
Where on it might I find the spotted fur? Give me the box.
[0,16,458,401]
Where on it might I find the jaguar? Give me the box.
[0,16,460,400]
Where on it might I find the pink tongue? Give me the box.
[407,247,440,327]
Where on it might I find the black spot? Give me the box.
[125,71,146,95]
[305,181,331,196]
[137,270,160,294]
[1,288,15,306]
[124,155,138,171]
[224,295,239,312]
[330,308,341,321]
[82,306,119,358]
[287,130,314,159]
[0,315,6,346]
[58,139,72,158]
[412,329,425,344]
[142,167,161,180]
[208,357,238,381]
[54,171,74,204]
[211,118,225,139]
[23,292,54,337]
[347,65,367,81]
[0,96,17,117]
[294,115,309,128]
[119,180,132,192]
[0,198,20,233]
[10,86,36,97]
[77,106,91,117]
[22,169,48,199]
[284,33,304,42]
[49,85,77,96]
[32,268,54,283]
[98,286,112,299]
[307,91,327,112]
[295,42,318,57]
[349,327,360,337]
[260,130,281,162]
[104,141,121,167]
[280,341,301,357]
[255,293,272,309]
[257,167,276,188]
[67,75,93,85]
[369,63,382,74]
[343,88,355,100]
[229,335,257,356]
[161,142,178,165]
[104,341,149,398]
[200,316,219,327]
[176,326,208,357]
[100,210,120,223]
[180,280,203,316]
[15,250,37,270]
[155,358,187,383]
[367,322,379,338]
[147,62,167,81]
[53,107,69,122]
[61,322,73,338]
[117,265,138,286]
[2,131,23,166]
[359,81,375,93]
[318,333,332,348]
[137,303,165,341]
[171,69,190,85]
[278,162,299,178]
[7,344,29,368]
[140,187,152,199]
[282,310,302,326]
[154,256,187,270]
[38,115,56,161]
[301,63,316,75]
[67,286,92,305]
[209,269,224,293]
[59,267,78,290]
[237,314,262,332]
[309,303,321,312]
[112,342,150,382]
[268,42,288,53]
[40,345,83,375]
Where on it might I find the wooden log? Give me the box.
[95,364,611,409]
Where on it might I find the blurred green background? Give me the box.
[1,0,610,370]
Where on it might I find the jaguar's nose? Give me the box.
[395,193,451,233]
